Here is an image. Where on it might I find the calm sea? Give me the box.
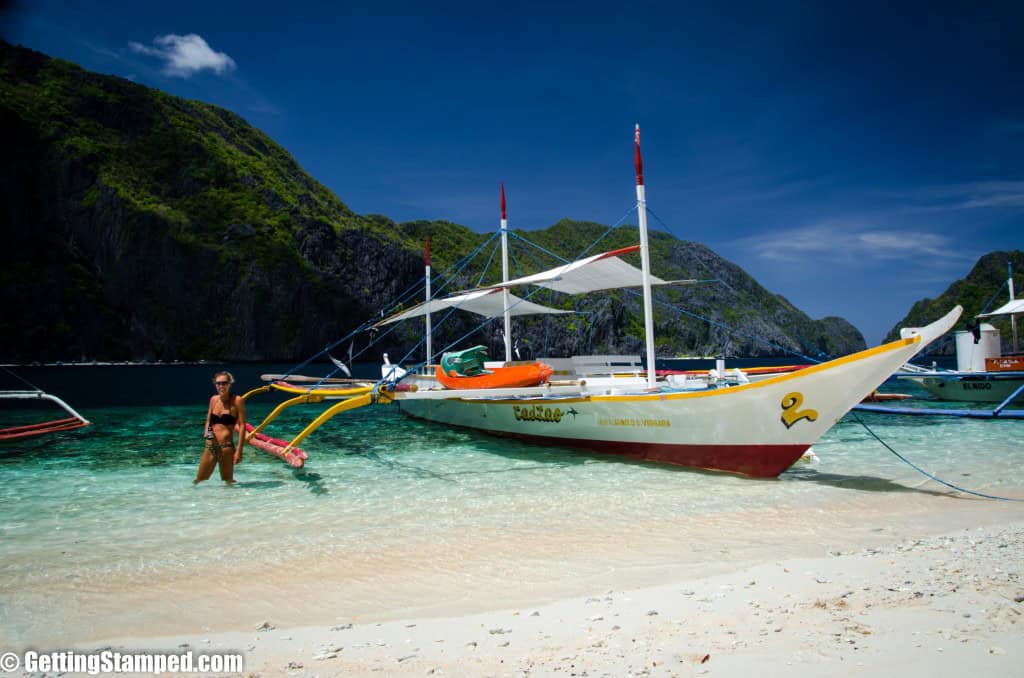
[1,363,1021,647]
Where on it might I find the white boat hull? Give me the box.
[902,373,1024,403]
[393,308,960,477]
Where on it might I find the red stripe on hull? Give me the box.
[400,408,808,478]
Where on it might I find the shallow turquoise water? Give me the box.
[1,374,1022,646]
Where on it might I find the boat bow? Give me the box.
[394,306,962,477]
[899,305,964,346]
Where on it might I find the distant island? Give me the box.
[3,40,875,363]
[884,250,1024,356]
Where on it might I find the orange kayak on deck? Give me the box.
[435,362,554,390]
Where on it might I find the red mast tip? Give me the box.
[425,234,431,266]
[634,124,644,186]
[500,182,507,220]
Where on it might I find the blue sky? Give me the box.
[4,0,1023,344]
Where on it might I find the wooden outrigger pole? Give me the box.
[240,380,375,468]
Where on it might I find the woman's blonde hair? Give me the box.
[213,370,235,384]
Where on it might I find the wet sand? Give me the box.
[57,491,1024,677]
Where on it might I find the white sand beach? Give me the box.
[81,496,1023,677]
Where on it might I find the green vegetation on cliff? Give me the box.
[1,41,865,362]
[884,251,1024,355]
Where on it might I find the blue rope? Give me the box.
[851,411,1023,502]
[505,207,822,364]
[306,320,415,390]
[282,250,453,381]
[508,205,636,265]
[514,236,557,271]
[574,206,638,259]
[382,280,570,384]
[370,236,516,378]
[282,231,503,384]
[383,275,515,382]
[392,241,562,371]
[476,240,500,287]
[646,205,1017,499]
[624,289,823,364]
[509,246,527,278]
[281,320,375,381]
[645,206,832,359]
[977,278,1009,316]
[643,205,678,236]
[375,319,486,387]
[510,240,564,310]
[510,231,573,265]
[430,231,501,297]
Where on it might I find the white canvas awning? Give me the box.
[376,245,692,328]
[484,245,672,294]
[376,288,570,326]
[977,299,1024,318]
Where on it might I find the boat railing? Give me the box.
[896,362,937,374]
[571,354,643,378]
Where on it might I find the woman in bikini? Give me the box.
[194,371,247,485]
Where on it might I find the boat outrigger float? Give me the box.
[240,379,374,468]
[0,389,91,441]
[242,126,961,477]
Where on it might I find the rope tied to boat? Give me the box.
[1,364,44,392]
[851,411,1023,502]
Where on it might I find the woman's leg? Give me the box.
[217,442,236,484]
[194,441,219,483]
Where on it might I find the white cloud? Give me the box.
[129,34,236,78]
[732,221,972,265]
[888,180,1024,213]
[951,181,1024,209]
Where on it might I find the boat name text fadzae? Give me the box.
[513,404,565,423]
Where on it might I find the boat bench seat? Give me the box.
[571,355,643,377]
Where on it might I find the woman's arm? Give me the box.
[203,396,213,438]
[234,395,247,462]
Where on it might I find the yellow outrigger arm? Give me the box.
[277,391,373,455]
[240,381,376,461]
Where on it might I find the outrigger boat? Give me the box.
[242,126,960,477]
[896,265,1024,406]
[0,388,91,441]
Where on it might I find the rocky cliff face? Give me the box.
[0,41,866,363]
[883,250,1024,356]
[0,41,417,362]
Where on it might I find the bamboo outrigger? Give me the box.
[0,389,91,441]
[240,379,375,467]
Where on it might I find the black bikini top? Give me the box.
[209,412,236,427]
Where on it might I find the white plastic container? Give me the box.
[954,323,1000,372]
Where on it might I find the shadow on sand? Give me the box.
[783,466,962,498]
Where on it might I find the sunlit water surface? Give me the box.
[1,370,1021,646]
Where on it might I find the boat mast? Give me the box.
[635,124,657,389]
[1010,262,1018,354]
[501,183,513,364]
[425,235,432,364]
